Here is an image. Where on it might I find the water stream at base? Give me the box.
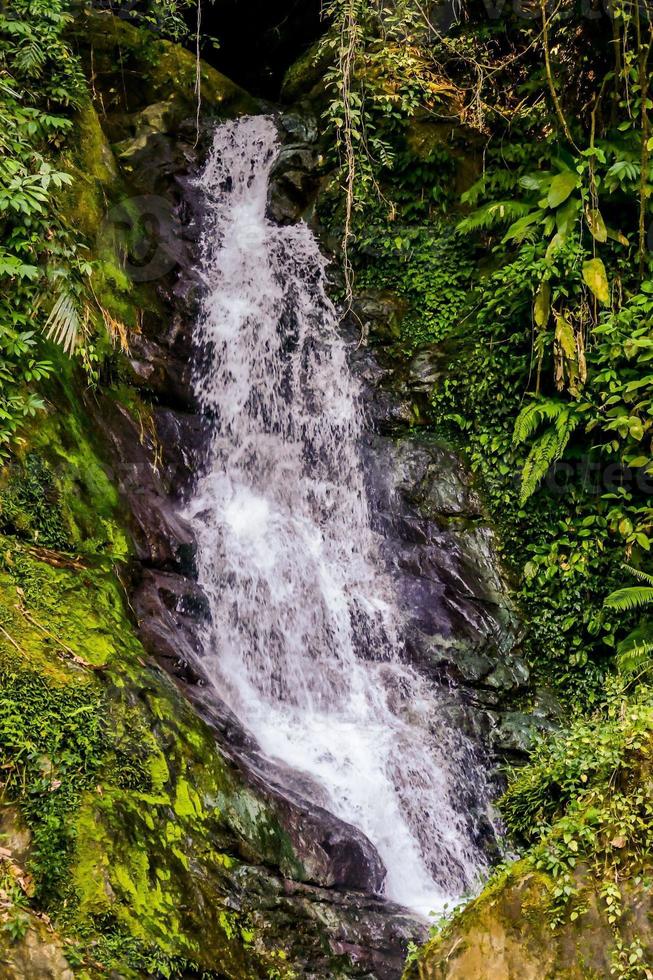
[185,115,495,917]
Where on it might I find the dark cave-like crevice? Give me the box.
[192,0,325,98]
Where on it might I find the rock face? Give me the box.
[403,864,653,979]
[0,926,75,980]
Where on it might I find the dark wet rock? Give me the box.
[229,864,426,980]
[279,110,320,144]
[87,397,195,571]
[408,632,495,686]
[132,568,208,683]
[152,407,207,493]
[126,333,196,410]
[486,710,547,757]
[354,426,530,758]
[406,346,451,395]
[384,437,482,521]
[268,142,324,223]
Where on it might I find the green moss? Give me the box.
[74,9,258,130]
[0,388,131,560]
[0,527,306,976]
[61,99,121,239]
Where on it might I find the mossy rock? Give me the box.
[0,363,308,975]
[281,41,331,103]
[0,534,304,977]
[404,861,653,979]
[72,9,259,142]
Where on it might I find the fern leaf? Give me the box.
[519,411,577,504]
[457,201,530,235]
[616,624,653,676]
[622,564,653,587]
[514,398,569,445]
[514,400,546,445]
[42,290,81,354]
[604,587,653,612]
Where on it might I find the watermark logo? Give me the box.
[100,195,184,283]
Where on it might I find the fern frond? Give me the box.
[42,289,83,354]
[457,200,530,235]
[513,398,569,445]
[604,587,653,612]
[519,410,577,504]
[616,624,653,676]
[622,564,653,587]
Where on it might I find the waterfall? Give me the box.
[185,115,494,916]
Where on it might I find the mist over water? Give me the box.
[185,115,495,916]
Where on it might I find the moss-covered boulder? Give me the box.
[406,699,653,978]
[404,864,653,979]
[71,8,258,138]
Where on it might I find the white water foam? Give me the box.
[185,115,494,917]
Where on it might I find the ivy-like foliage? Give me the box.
[500,683,653,944]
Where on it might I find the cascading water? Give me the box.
[185,115,495,916]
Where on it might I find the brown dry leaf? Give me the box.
[0,847,12,859]
[610,835,626,849]
[101,306,130,353]
[7,861,34,896]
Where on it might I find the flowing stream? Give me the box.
[185,115,494,916]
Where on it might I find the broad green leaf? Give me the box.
[606,227,629,246]
[556,197,581,236]
[546,231,565,257]
[582,258,610,304]
[547,170,579,208]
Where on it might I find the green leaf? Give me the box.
[585,207,607,243]
[555,313,576,359]
[606,227,629,246]
[501,209,544,244]
[547,171,579,208]
[616,623,653,675]
[582,258,610,304]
